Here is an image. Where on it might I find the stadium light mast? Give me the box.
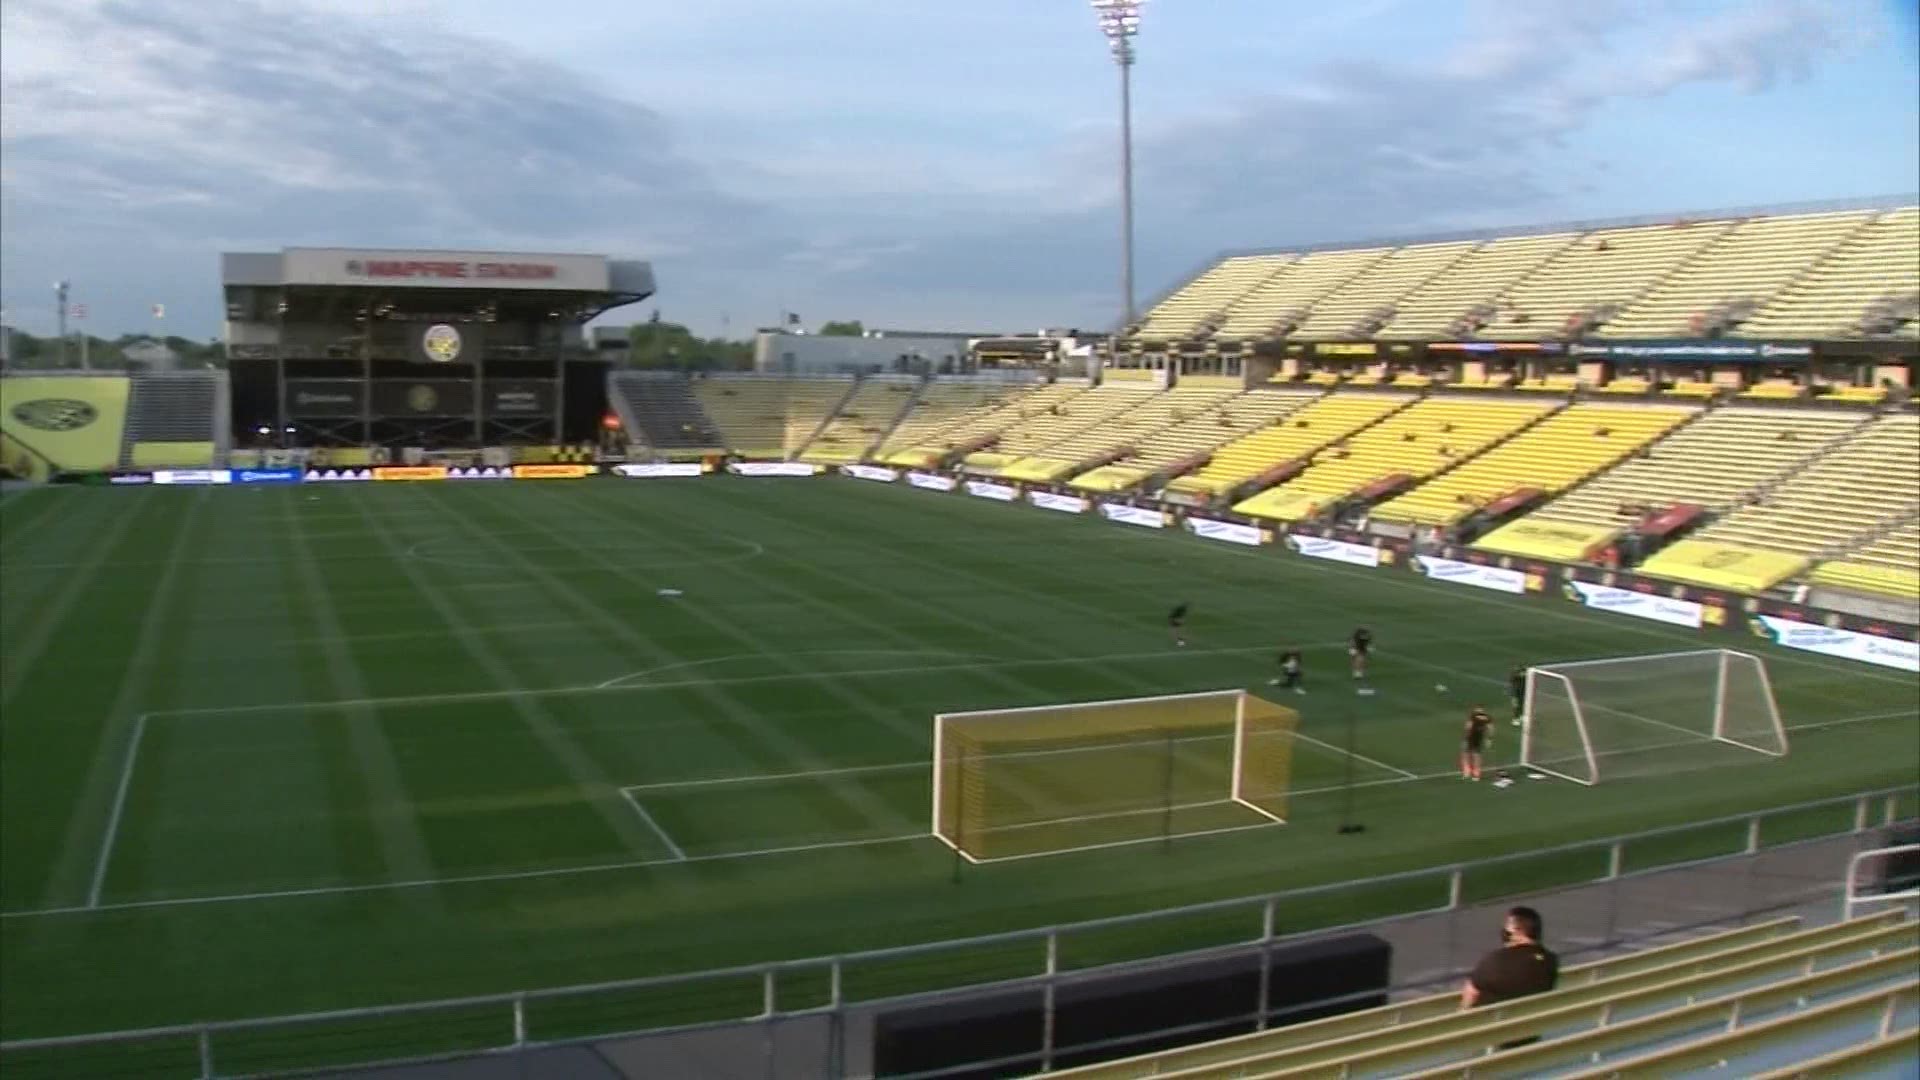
[54,280,70,368]
[1091,0,1141,330]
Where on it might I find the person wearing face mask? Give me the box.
[1460,905,1560,1035]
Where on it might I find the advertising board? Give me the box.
[1751,615,1920,673]
[1099,504,1166,528]
[512,464,595,480]
[727,462,819,477]
[1287,535,1380,568]
[371,380,475,418]
[284,380,366,417]
[446,467,512,480]
[152,469,233,486]
[109,473,154,486]
[965,480,1018,502]
[615,463,704,478]
[1563,580,1703,629]
[281,249,610,292]
[232,467,304,485]
[372,466,449,482]
[1185,518,1263,547]
[842,464,900,483]
[484,379,555,416]
[1414,555,1528,595]
[1029,491,1089,514]
[909,472,957,492]
[303,468,374,482]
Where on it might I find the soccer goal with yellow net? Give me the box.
[931,689,1300,863]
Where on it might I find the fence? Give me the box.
[2,785,1913,1079]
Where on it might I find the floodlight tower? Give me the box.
[1091,0,1141,330]
[54,280,70,368]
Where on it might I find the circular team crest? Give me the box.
[406,384,439,413]
[10,398,97,431]
[421,323,462,363]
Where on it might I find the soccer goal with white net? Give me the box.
[1521,649,1787,785]
[932,689,1300,863]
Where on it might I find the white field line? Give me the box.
[618,790,687,862]
[597,648,997,690]
[86,714,147,908]
[6,707,1908,921]
[1292,730,1418,779]
[624,761,926,792]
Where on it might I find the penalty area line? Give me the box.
[619,789,687,861]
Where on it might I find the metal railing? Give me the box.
[1844,842,1920,919]
[1,784,1912,1079]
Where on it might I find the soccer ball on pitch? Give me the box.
[1434,683,1448,693]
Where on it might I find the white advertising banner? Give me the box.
[1186,518,1264,547]
[303,468,374,482]
[727,462,819,477]
[1288,535,1380,568]
[614,463,704,478]
[1029,491,1089,514]
[1752,616,1920,673]
[1565,580,1704,629]
[842,464,900,483]
[908,472,957,492]
[152,469,232,486]
[1099,504,1167,529]
[966,480,1018,502]
[281,249,609,292]
[1414,555,1527,595]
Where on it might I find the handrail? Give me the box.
[1844,841,1920,919]
[0,782,1912,1071]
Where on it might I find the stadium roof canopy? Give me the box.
[222,247,655,323]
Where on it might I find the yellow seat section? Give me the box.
[1640,540,1810,591]
[1072,387,1312,491]
[800,377,918,463]
[1374,404,1694,526]
[1289,241,1474,340]
[1027,386,1269,491]
[694,375,852,457]
[1377,232,1575,339]
[1168,392,1401,498]
[1213,247,1395,341]
[0,375,131,474]
[876,379,1049,467]
[1234,397,1553,523]
[1595,376,1652,395]
[1808,559,1920,600]
[1474,519,1623,561]
[1475,219,1737,339]
[1515,407,1866,535]
[1736,205,1920,340]
[894,383,1084,466]
[130,442,215,468]
[1824,383,1894,405]
[1134,254,1288,340]
[1738,380,1806,400]
[1600,209,1876,338]
[983,385,1161,474]
[1686,412,1920,565]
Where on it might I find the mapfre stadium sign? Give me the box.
[281,249,609,292]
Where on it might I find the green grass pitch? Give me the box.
[1,477,1915,1049]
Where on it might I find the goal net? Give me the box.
[1521,649,1787,785]
[932,690,1299,863]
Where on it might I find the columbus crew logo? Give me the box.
[421,323,462,363]
[10,398,97,431]
[406,385,439,413]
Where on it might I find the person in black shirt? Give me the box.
[1461,705,1493,780]
[1509,665,1528,727]
[1349,627,1373,680]
[1462,906,1560,1046]
[1168,602,1189,648]
[1268,648,1305,694]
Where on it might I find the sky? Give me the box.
[1,0,1915,341]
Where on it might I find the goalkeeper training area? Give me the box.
[1,478,1916,1049]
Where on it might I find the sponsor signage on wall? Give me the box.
[1286,534,1380,568]
[1566,340,1814,362]
[373,466,449,482]
[1751,615,1920,673]
[232,467,304,485]
[1185,518,1264,547]
[109,473,154,485]
[281,249,611,292]
[908,472,957,492]
[615,463,703,478]
[842,464,900,483]
[512,464,594,479]
[152,469,233,486]
[1564,580,1703,628]
[1029,491,1088,514]
[484,380,555,416]
[303,468,375,482]
[965,480,1018,502]
[727,462,819,477]
[284,380,366,417]
[1099,503,1166,528]
[1414,555,1527,595]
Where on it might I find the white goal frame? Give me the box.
[931,689,1292,864]
[1520,648,1788,786]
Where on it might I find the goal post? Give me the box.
[1520,649,1787,785]
[932,690,1300,863]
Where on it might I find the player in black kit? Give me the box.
[1461,705,1493,780]
[1269,648,1305,694]
[1349,627,1373,680]
[1168,602,1189,647]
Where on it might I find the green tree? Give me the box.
[818,320,865,337]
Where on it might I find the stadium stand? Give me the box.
[1636,411,1920,592]
[1736,205,1920,340]
[1375,232,1575,339]
[964,385,1159,476]
[1474,406,1867,562]
[608,371,725,454]
[1599,210,1876,338]
[1473,219,1737,340]
[0,374,131,476]
[1042,910,1915,1080]
[1071,387,1314,493]
[991,384,1239,487]
[1232,397,1552,523]
[1214,248,1393,341]
[1134,255,1288,340]
[799,376,920,463]
[1163,392,1398,501]
[693,374,853,458]
[1372,402,1695,527]
[1808,521,1920,601]
[120,370,222,469]
[1288,242,1475,340]
[872,378,1044,468]
[890,382,1082,469]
